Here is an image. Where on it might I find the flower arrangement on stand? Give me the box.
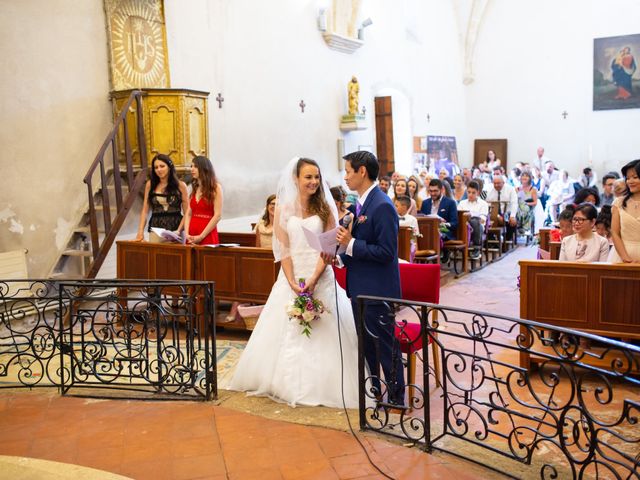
[286,278,326,337]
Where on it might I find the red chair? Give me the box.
[395,263,441,396]
[333,263,441,396]
[332,265,347,291]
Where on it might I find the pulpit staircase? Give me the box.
[49,90,148,279]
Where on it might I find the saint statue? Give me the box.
[348,76,359,115]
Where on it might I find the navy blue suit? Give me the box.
[341,186,404,404]
[420,196,458,240]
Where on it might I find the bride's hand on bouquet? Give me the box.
[302,276,318,294]
[289,280,303,295]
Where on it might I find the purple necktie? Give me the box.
[356,201,362,217]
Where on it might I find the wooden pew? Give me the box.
[195,245,278,301]
[549,241,561,260]
[519,260,640,371]
[116,240,280,330]
[398,226,413,262]
[414,216,441,263]
[443,210,471,275]
[218,231,256,247]
[538,228,551,252]
[117,240,193,282]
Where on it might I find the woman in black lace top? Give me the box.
[136,154,189,242]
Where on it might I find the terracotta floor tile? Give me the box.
[330,453,384,479]
[170,453,227,479]
[120,458,174,480]
[227,467,283,480]
[279,459,338,480]
[223,446,280,473]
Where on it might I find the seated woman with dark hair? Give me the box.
[330,186,349,225]
[573,187,600,207]
[559,203,609,262]
[255,194,276,249]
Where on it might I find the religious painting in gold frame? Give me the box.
[104,0,170,91]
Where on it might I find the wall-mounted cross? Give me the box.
[562,110,568,119]
[299,100,306,113]
[216,93,224,109]
[427,114,431,123]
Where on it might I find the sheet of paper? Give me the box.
[204,243,241,248]
[302,226,346,255]
[150,227,185,244]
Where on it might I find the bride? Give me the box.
[228,157,360,408]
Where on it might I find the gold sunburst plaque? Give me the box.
[105,0,170,90]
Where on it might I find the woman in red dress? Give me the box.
[184,156,223,245]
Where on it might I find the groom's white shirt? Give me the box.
[346,183,376,257]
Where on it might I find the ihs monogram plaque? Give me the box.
[105,0,170,90]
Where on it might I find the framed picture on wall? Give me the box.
[594,34,640,111]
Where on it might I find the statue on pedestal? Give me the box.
[348,76,359,115]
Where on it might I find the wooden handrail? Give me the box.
[82,90,149,279]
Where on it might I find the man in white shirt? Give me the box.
[533,146,551,172]
[458,180,488,259]
[485,175,518,243]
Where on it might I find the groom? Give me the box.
[335,151,405,406]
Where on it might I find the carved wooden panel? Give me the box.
[535,273,588,325]
[121,250,150,279]
[154,252,186,280]
[600,277,640,329]
[150,105,177,155]
[238,257,278,299]
[201,255,235,295]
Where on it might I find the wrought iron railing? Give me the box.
[356,296,640,479]
[0,279,215,401]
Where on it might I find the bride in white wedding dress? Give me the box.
[228,157,360,408]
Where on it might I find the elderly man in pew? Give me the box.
[485,175,518,247]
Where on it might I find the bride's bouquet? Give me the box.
[286,278,326,337]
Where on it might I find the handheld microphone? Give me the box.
[336,214,353,254]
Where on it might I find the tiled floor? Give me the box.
[0,390,497,480]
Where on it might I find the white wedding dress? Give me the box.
[227,215,360,408]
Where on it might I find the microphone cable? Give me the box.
[332,216,395,480]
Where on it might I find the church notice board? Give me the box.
[473,139,507,169]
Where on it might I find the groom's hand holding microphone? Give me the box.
[320,214,353,266]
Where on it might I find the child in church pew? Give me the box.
[549,204,575,242]
[394,195,420,262]
[458,181,488,260]
[595,205,612,245]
